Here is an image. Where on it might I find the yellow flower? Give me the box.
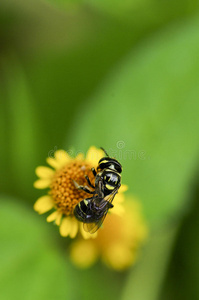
[70,197,148,270]
[33,146,127,239]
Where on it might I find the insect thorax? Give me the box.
[100,169,121,196]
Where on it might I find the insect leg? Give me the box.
[97,180,105,198]
[73,180,95,194]
[91,167,97,176]
[85,175,95,188]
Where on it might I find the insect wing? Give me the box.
[104,184,120,205]
[83,192,116,234]
[83,211,108,234]
[83,185,121,234]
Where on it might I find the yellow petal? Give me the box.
[75,153,84,161]
[69,218,78,238]
[35,166,54,179]
[91,231,98,239]
[103,243,134,271]
[47,150,71,170]
[86,146,104,167]
[70,240,98,268]
[59,217,71,237]
[120,184,128,193]
[33,195,54,214]
[47,211,59,223]
[55,150,71,165]
[55,211,62,226]
[46,157,61,170]
[115,192,125,203]
[34,179,51,189]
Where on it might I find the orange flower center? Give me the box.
[50,160,95,216]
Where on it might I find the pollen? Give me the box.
[50,161,95,216]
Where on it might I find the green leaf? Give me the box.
[160,185,199,300]
[122,225,178,300]
[0,196,75,300]
[0,88,8,191]
[68,16,199,226]
[1,58,41,200]
[45,0,199,23]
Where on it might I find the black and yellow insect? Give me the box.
[73,148,122,233]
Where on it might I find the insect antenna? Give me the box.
[100,147,109,157]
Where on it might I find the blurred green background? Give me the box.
[1,0,199,299]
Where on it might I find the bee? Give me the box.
[73,148,122,233]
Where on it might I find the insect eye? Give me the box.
[115,164,122,173]
[110,162,122,173]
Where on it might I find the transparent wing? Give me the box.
[103,184,120,204]
[83,213,108,234]
[83,185,121,234]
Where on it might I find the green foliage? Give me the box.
[1,1,199,299]
[69,16,199,226]
[160,183,199,300]
[0,59,41,199]
[0,197,177,300]
[122,225,178,300]
[0,197,74,300]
